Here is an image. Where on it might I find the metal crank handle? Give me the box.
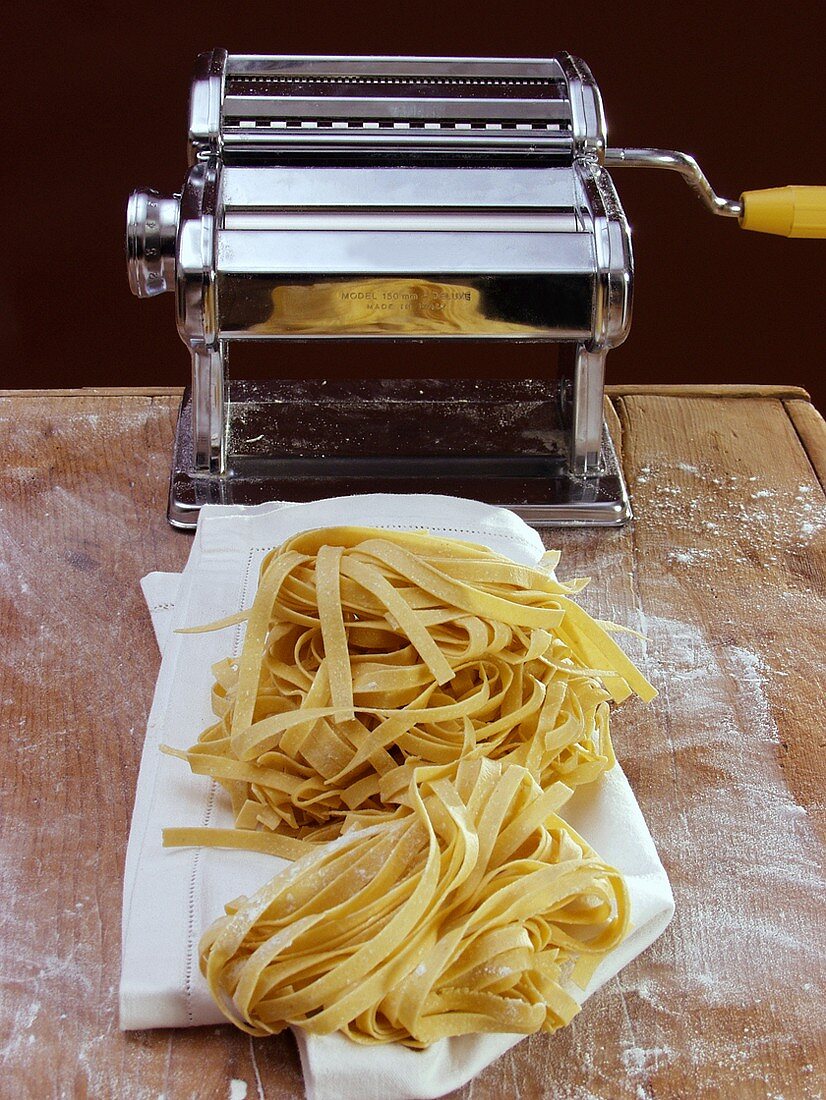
[605,148,826,238]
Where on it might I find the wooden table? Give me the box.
[2,385,824,1100]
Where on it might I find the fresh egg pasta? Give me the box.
[164,527,653,1042]
[198,759,629,1045]
[164,527,655,857]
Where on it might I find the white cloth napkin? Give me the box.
[122,495,674,1100]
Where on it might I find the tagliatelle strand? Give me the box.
[163,826,311,861]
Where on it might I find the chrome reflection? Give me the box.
[249,278,550,337]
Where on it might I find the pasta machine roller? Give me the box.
[126,50,826,529]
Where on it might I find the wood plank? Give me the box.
[0,393,299,1099]
[0,383,812,402]
[451,396,825,1099]
[605,393,825,1099]
[785,398,826,489]
[0,387,185,399]
[603,393,623,454]
[607,383,812,400]
[602,387,809,404]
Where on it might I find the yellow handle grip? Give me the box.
[739,186,826,238]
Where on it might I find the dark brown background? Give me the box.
[5,2,825,408]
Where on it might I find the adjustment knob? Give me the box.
[126,190,180,297]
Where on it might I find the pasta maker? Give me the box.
[126,50,826,529]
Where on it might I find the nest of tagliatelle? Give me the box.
[164,526,655,858]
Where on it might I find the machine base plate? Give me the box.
[168,380,631,530]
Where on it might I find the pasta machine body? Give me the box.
[126,50,826,529]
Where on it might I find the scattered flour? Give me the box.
[621,1045,672,1075]
[600,603,825,1095]
[537,501,825,1100]
[635,463,826,573]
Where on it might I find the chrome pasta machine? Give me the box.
[127,50,826,529]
